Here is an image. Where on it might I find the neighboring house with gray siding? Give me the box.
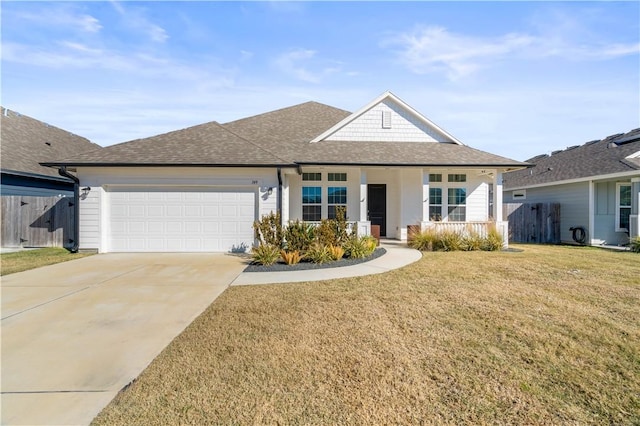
[503,129,640,246]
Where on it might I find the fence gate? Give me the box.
[503,203,560,244]
[1,196,75,248]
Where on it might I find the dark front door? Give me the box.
[368,184,386,237]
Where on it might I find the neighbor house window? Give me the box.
[429,187,442,221]
[448,188,467,221]
[448,174,467,183]
[328,173,347,182]
[302,186,322,221]
[328,187,347,219]
[302,172,321,181]
[616,183,631,231]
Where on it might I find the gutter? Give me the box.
[277,167,283,227]
[57,167,80,253]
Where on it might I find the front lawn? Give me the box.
[93,245,639,425]
[1,247,93,276]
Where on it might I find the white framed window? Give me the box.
[616,183,631,232]
[328,172,347,182]
[429,187,442,221]
[429,173,442,183]
[448,188,467,221]
[302,172,321,181]
[448,174,467,183]
[327,186,347,219]
[302,186,322,221]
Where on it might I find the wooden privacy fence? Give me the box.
[1,195,75,248]
[503,202,560,244]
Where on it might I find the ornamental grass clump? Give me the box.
[629,236,640,253]
[327,245,345,261]
[482,225,504,251]
[280,250,303,265]
[344,235,376,259]
[306,243,333,264]
[251,244,280,266]
[284,220,315,252]
[410,225,503,252]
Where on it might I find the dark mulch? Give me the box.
[244,248,387,272]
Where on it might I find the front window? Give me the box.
[327,186,347,219]
[448,188,467,221]
[429,187,442,221]
[302,186,322,221]
[617,183,631,231]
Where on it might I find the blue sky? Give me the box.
[2,1,639,161]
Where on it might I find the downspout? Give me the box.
[277,167,283,227]
[58,166,79,253]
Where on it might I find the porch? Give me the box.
[281,166,508,246]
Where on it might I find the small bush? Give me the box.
[315,207,351,247]
[327,245,345,261]
[251,244,280,266]
[253,212,284,248]
[630,236,640,253]
[462,231,484,251]
[344,236,375,259]
[280,250,303,265]
[483,226,504,251]
[306,243,333,264]
[409,228,438,251]
[440,230,463,252]
[284,220,315,252]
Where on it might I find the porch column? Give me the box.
[281,174,290,224]
[630,177,640,239]
[421,170,430,230]
[494,172,508,248]
[356,169,371,236]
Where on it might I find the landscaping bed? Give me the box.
[244,247,386,272]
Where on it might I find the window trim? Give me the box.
[327,186,347,219]
[447,187,467,222]
[616,182,632,232]
[429,187,443,221]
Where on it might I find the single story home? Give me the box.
[43,92,528,253]
[503,129,640,246]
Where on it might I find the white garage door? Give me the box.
[108,187,256,252]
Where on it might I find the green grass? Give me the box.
[0,247,93,276]
[92,245,640,425]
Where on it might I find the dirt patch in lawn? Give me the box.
[92,245,640,425]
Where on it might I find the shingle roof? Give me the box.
[1,107,100,179]
[504,129,640,189]
[50,120,290,166]
[43,100,528,169]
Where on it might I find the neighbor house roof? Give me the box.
[504,128,640,190]
[42,95,528,170]
[1,107,100,181]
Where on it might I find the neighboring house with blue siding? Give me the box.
[1,107,100,196]
[503,129,640,246]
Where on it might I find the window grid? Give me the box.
[429,187,442,221]
[328,173,347,182]
[302,172,321,181]
[447,188,467,221]
[429,174,442,183]
[327,186,347,219]
[302,186,322,221]
[617,183,632,231]
[448,174,467,183]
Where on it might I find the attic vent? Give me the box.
[45,142,51,146]
[382,110,391,129]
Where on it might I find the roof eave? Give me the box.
[1,168,74,183]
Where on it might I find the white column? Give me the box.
[421,170,430,229]
[357,169,371,236]
[631,177,640,239]
[281,175,290,224]
[494,172,503,222]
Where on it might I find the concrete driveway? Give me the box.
[1,253,247,426]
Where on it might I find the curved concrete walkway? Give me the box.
[232,241,422,286]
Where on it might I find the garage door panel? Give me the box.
[108,187,256,252]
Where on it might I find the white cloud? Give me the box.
[11,5,102,33]
[110,1,169,43]
[274,49,344,83]
[387,23,639,80]
[387,26,534,80]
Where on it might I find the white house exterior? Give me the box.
[504,129,640,246]
[44,92,528,253]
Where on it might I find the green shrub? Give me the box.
[409,225,504,252]
[253,212,284,248]
[630,236,640,253]
[361,235,377,256]
[344,236,373,259]
[306,243,333,264]
[284,220,315,252]
[251,244,280,266]
[315,207,351,247]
